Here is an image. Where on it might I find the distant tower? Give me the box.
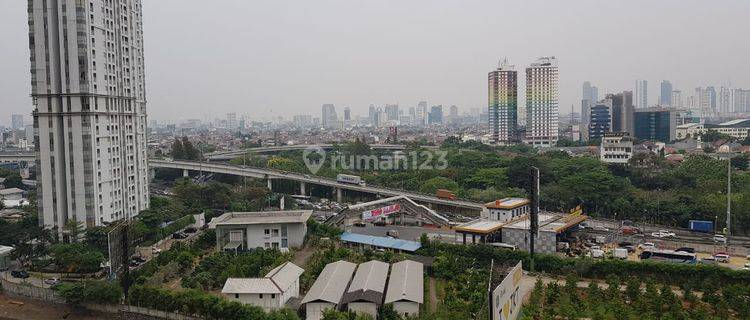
[488,58,518,145]
[524,57,559,147]
[635,80,648,108]
[660,81,673,106]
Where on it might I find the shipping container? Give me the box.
[435,189,456,200]
[688,220,713,233]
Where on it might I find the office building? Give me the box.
[29,0,149,235]
[524,57,559,147]
[621,91,635,134]
[633,108,680,142]
[733,89,750,112]
[660,81,673,106]
[321,104,337,128]
[635,80,648,109]
[600,132,633,164]
[588,99,613,140]
[719,87,732,113]
[209,210,312,251]
[671,90,683,108]
[11,114,24,130]
[343,107,351,122]
[581,81,598,134]
[428,105,443,124]
[385,104,399,121]
[488,60,518,144]
[415,101,427,126]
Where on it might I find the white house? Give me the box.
[480,198,530,222]
[221,261,304,311]
[301,260,357,320]
[385,260,424,317]
[209,210,312,252]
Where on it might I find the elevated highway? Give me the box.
[149,159,483,210]
[205,144,435,160]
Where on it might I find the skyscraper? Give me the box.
[660,81,673,106]
[385,104,399,121]
[343,107,351,121]
[719,87,732,113]
[11,114,24,130]
[635,80,648,109]
[415,101,427,126]
[428,105,443,124]
[606,93,623,132]
[671,90,683,108]
[28,0,149,235]
[321,104,337,127]
[621,91,635,135]
[524,57,558,147]
[588,99,612,141]
[488,60,518,144]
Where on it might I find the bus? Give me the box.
[639,249,697,264]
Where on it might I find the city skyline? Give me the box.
[2,0,750,123]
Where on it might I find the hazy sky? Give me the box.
[2,0,750,124]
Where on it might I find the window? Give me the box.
[264,229,270,235]
[272,229,279,236]
[259,294,263,299]
[271,294,275,299]
[235,294,239,299]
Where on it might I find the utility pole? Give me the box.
[529,166,540,272]
[726,158,731,249]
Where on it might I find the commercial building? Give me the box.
[524,57,559,147]
[11,115,24,130]
[671,90,683,108]
[635,80,648,109]
[634,108,681,142]
[600,132,633,164]
[675,119,750,140]
[28,0,150,236]
[302,260,358,320]
[660,81,673,106]
[481,198,530,222]
[343,260,389,317]
[340,232,421,253]
[209,210,312,251]
[488,60,518,145]
[322,104,338,128]
[428,105,443,124]
[501,213,588,254]
[588,99,612,140]
[454,219,506,244]
[222,262,304,311]
[384,260,424,317]
[621,91,635,134]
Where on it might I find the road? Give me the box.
[345,224,457,243]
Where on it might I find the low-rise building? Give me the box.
[302,260,358,320]
[600,132,633,164]
[343,260,389,317]
[0,188,24,201]
[480,198,530,222]
[675,119,750,140]
[501,213,588,254]
[384,260,424,317]
[209,210,312,251]
[340,232,421,253]
[221,262,304,311]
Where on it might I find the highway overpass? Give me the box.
[205,144,436,160]
[149,159,483,211]
[0,152,35,164]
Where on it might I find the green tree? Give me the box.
[171,137,184,159]
[419,177,459,194]
[63,219,84,243]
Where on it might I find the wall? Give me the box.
[306,302,335,320]
[224,292,280,311]
[392,301,420,317]
[0,275,65,303]
[501,228,557,254]
[347,302,377,318]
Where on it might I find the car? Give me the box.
[152,247,162,254]
[183,227,197,234]
[10,270,29,279]
[44,278,61,286]
[590,245,602,251]
[713,234,727,243]
[675,247,695,253]
[373,220,386,227]
[386,230,400,238]
[353,220,366,227]
[700,257,717,265]
[172,232,187,239]
[132,256,147,263]
[714,253,730,263]
[638,242,656,250]
[651,230,676,238]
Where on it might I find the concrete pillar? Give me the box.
[267,179,273,191]
[149,168,156,180]
[462,233,466,244]
[472,234,476,244]
[336,187,343,203]
[183,169,189,177]
[300,182,306,195]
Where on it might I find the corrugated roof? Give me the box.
[209,210,312,228]
[301,260,357,305]
[484,198,529,209]
[0,188,24,195]
[266,262,304,291]
[384,260,423,304]
[342,260,389,305]
[340,232,421,252]
[222,278,281,294]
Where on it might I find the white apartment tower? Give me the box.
[524,57,559,147]
[635,80,648,109]
[28,0,149,236]
[488,59,518,145]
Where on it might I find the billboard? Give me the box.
[362,204,401,221]
[490,261,523,320]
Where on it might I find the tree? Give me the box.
[731,154,749,170]
[63,219,84,243]
[1,173,23,189]
[171,137,184,159]
[181,136,200,160]
[418,177,460,194]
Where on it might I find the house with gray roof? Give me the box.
[342,260,389,318]
[301,260,357,320]
[222,261,304,311]
[385,260,424,317]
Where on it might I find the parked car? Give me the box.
[386,230,400,238]
[700,257,717,265]
[373,220,386,227]
[132,256,147,263]
[44,278,61,286]
[591,249,605,258]
[613,248,629,260]
[675,247,695,253]
[651,230,676,238]
[353,220,366,227]
[11,270,29,279]
[714,253,730,263]
[713,234,727,243]
[638,242,656,250]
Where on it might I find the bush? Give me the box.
[128,285,271,319]
[54,280,122,305]
[48,243,105,273]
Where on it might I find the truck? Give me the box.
[689,220,713,233]
[613,248,629,260]
[435,189,457,200]
[337,174,365,186]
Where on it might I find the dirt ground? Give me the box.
[0,294,110,320]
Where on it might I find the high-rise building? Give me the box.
[368,104,377,125]
[11,114,24,130]
[580,81,598,135]
[621,91,634,134]
[428,105,443,124]
[29,0,149,235]
[671,90,683,108]
[524,57,558,147]
[607,93,623,133]
[635,80,648,109]
[415,101,427,126]
[660,81,673,106]
[321,104,337,127]
[343,107,351,121]
[488,60,518,144]
[385,104,399,121]
[634,107,680,142]
[226,113,238,129]
[719,87,732,113]
[588,99,612,141]
[707,86,717,111]
[732,89,750,113]
[695,87,716,112]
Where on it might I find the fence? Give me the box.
[0,273,65,303]
[86,304,202,320]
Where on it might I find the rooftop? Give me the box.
[503,213,588,233]
[221,261,304,294]
[717,119,750,127]
[342,260,389,304]
[384,260,424,304]
[301,260,357,305]
[454,219,506,234]
[209,210,312,228]
[0,188,24,195]
[484,197,529,210]
[340,232,422,252]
